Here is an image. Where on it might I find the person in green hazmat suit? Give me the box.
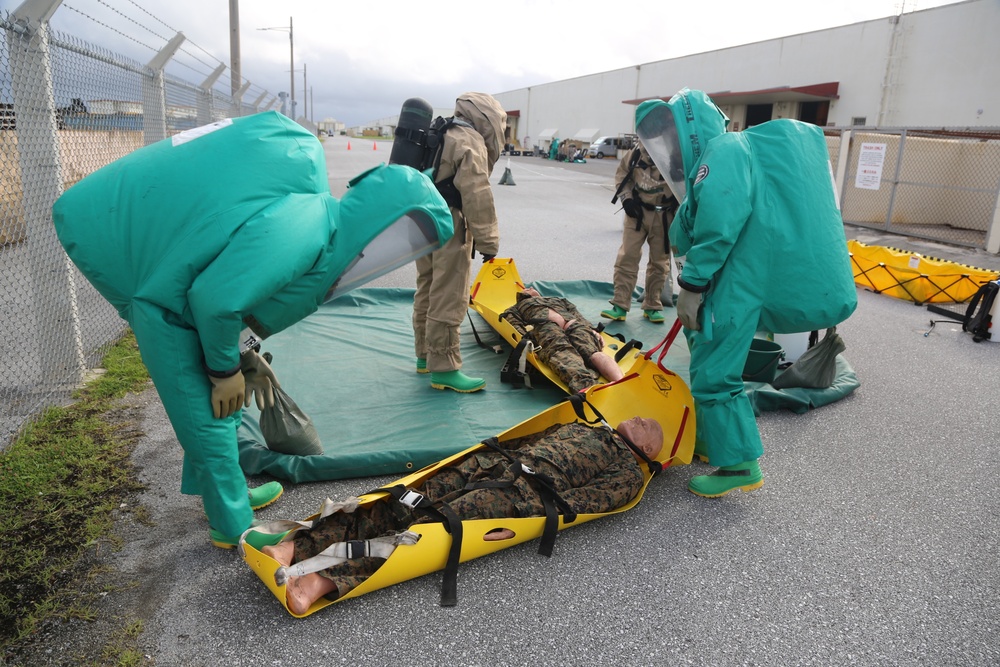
[635,89,856,497]
[53,112,454,546]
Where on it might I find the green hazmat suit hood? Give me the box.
[636,88,728,203]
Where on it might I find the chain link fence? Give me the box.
[1,9,278,447]
[828,127,1000,249]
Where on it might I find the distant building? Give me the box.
[488,0,999,151]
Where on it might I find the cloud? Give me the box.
[32,0,965,127]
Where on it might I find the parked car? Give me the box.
[588,135,634,159]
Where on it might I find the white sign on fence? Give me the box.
[855,142,887,190]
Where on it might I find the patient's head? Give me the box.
[516,287,541,302]
[616,416,664,460]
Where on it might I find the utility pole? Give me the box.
[257,17,294,119]
[229,0,240,96]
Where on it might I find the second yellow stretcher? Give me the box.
[468,257,645,392]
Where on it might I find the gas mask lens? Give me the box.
[637,106,686,202]
[324,213,441,303]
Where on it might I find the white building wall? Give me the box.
[888,0,1000,126]
[494,0,999,135]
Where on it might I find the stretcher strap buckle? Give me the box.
[398,489,426,508]
[344,540,368,559]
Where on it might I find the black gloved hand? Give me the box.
[481,254,496,263]
[622,198,642,219]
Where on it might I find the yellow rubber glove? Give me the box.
[241,349,280,410]
[209,372,245,419]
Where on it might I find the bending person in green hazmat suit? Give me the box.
[53,112,454,547]
[635,89,857,497]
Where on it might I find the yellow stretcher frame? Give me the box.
[242,327,695,617]
[848,239,999,304]
[468,258,645,392]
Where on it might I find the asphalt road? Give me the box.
[29,134,1000,666]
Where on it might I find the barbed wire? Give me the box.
[61,2,158,55]
[64,0,253,93]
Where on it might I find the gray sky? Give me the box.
[4,0,966,126]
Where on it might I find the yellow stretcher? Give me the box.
[468,258,645,392]
[241,328,695,617]
[848,239,999,304]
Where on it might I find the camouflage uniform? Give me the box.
[289,422,643,599]
[500,296,605,392]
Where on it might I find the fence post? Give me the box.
[250,91,269,114]
[8,2,88,388]
[143,33,184,145]
[987,182,1000,254]
[834,129,852,209]
[198,63,225,125]
[884,129,907,231]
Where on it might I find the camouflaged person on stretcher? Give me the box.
[500,289,625,393]
[260,417,664,614]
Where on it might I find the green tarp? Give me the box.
[237,281,858,482]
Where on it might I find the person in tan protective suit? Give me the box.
[601,140,678,325]
[413,92,507,392]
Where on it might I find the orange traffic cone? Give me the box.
[347,141,351,150]
[373,141,377,150]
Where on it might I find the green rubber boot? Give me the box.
[416,357,429,374]
[209,520,290,550]
[430,370,485,393]
[248,481,283,510]
[643,309,665,324]
[688,459,764,498]
[600,304,627,321]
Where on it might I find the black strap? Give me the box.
[713,469,752,477]
[613,339,643,363]
[611,148,642,204]
[371,484,464,607]
[467,311,504,353]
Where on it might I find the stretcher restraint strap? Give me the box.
[472,436,579,557]
[467,311,504,353]
[566,394,662,477]
[273,532,419,587]
[613,339,642,363]
[374,484,465,607]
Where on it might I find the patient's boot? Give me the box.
[688,459,763,498]
[430,370,485,393]
[600,304,628,321]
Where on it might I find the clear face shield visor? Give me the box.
[324,212,442,303]
[636,106,687,202]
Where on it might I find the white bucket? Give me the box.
[774,332,810,362]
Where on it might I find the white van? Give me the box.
[588,136,618,159]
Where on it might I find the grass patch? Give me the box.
[0,332,151,659]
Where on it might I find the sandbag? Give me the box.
[259,385,323,456]
[771,328,845,390]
